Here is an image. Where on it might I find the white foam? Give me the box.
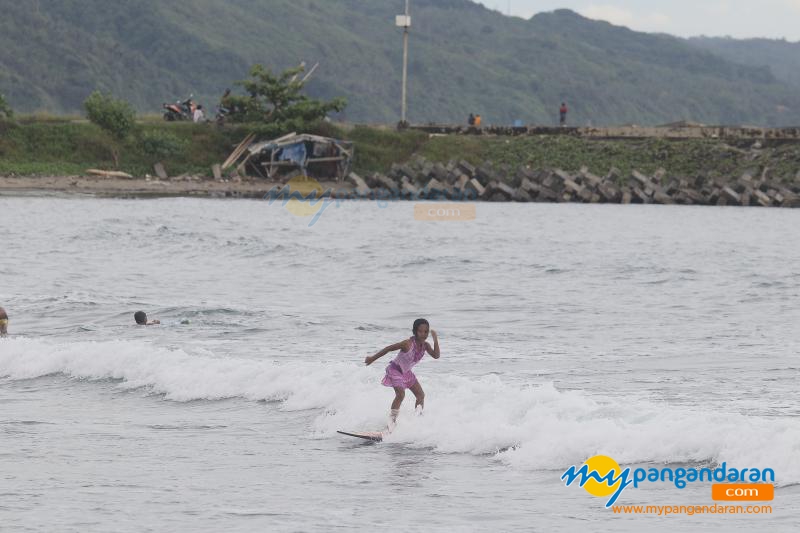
[2,337,798,484]
[0,337,361,408]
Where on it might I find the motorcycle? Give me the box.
[162,96,196,121]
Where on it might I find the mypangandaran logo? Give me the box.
[264,175,342,227]
[561,455,775,507]
[264,176,480,227]
[282,175,325,218]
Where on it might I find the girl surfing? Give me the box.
[365,318,440,430]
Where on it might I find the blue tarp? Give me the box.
[278,143,307,166]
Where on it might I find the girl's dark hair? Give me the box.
[134,311,147,325]
[412,318,429,335]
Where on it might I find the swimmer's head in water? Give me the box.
[0,307,7,336]
[134,311,147,325]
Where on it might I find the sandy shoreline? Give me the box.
[0,175,353,199]
[4,168,799,208]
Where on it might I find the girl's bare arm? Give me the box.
[365,340,409,366]
[426,330,440,359]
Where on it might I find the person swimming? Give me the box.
[134,310,160,326]
[0,306,8,337]
[365,318,441,430]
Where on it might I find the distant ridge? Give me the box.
[688,36,800,89]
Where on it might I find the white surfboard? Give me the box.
[337,430,384,442]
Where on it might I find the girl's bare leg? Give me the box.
[388,387,405,432]
[391,387,405,411]
[409,381,425,412]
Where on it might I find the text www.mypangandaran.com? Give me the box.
[612,504,772,516]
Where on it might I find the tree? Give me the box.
[0,93,13,120]
[84,91,136,167]
[229,64,346,127]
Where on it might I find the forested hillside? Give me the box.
[1,0,799,126]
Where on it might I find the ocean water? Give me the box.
[1,196,799,532]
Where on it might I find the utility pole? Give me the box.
[396,0,411,126]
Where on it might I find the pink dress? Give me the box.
[382,337,426,389]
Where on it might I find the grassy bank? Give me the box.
[2,118,799,182]
[0,118,432,178]
[0,117,246,177]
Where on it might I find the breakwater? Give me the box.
[339,156,800,208]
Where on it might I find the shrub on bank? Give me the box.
[0,93,13,120]
[139,130,189,160]
[84,91,137,167]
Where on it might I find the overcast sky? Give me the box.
[476,0,800,41]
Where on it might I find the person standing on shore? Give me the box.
[559,102,568,126]
[0,306,9,337]
[193,105,205,123]
[365,318,440,430]
[220,89,232,113]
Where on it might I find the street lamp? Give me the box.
[396,0,411,127]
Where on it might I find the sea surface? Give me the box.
[1,196,799,532]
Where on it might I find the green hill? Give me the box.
[1,0,799,126]
[688,36,800,89]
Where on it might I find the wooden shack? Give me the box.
[230,132,353,181]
